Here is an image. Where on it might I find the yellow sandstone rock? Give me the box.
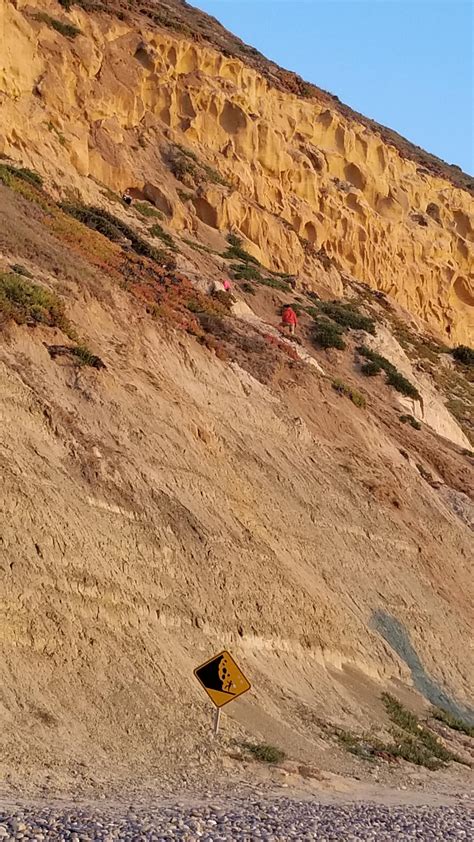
[0,0,472,343]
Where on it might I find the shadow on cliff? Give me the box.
[372,610,474,725]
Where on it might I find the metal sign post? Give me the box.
[213,707,221,738]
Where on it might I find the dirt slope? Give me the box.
[1,0,473,342]
[0,0,473,798]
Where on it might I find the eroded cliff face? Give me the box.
[1,0,473,344]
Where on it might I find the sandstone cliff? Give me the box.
[1,0,473,344]
[0,0,473,796]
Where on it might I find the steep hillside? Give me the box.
[0,0,473,798]
[1,0,473,344]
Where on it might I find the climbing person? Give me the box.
[223,279,232,292]
[281,303,298,336]
[122,191,132,206]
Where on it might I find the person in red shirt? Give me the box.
[281,304,298,336]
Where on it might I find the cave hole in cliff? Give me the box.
[335,126,346,152]
[453,210,472,240]
[179,91,196,119]
[303,221,317,245]
[344,163,367,191]
[317,109,333,130]
[219,101,247,134]
[346,193,365,218]
[192,197,218,229]
[426,202,441,224]
[377,146,387,173]
[134,46,155,72]
[452,277,474,307]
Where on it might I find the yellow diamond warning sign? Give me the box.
[194,650,251,708]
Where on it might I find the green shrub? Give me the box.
[170,144,229,186]
[9,264,33,279]
[34,12,81,38]
[386,369,421,400]
[149,223,177,250]
[70,345,105,369]
[177,189,193,202]
[270,270,296,285]
[230,263,264,282]
[60,204,170,263]
[357,346,420,400]
[332,379,366,408]
[382,693,467,767]
[432,708,474,738]
[47,343,105,369]
[58,0,73,9]
[390,733,443,770]
[224,233,260,265]
[168,147,198,183]
[135,202,163,219]
[240,281,256,295]
[243,742,286,764]
[356,345,396,373]
[259,276,290,291]
[182,238,217,255]
[381,693,420,734]
[0,163,43,188]
[173,143,198,163]
[320,301,376,335]
[452,345,474,366]
[400,414,422,430]
[361,360,382,377]
[201,162,229,187]
[335,727,441,770]
[0,273,72,335]
[313,320,346,350]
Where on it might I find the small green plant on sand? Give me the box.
[399,414,422,430]
[0,163,43,188]
[46,343,105,369]
[313,320,346,350]
[230,263,264,282]
[361,360,382,377]
[149,223,177,251]
[357,346,420,400]
[34,12,81,39]
[242,742,286,764]
[135,202,163,220]
[240,281,256,295]
[319,301,376,335]
[452,345,474,366]
[432,708,474,738]
[332,379,366,408]
[224,233,260,265]
[335,694,470,771]
[9,264,33,279]
[70,345,105,369]
[382,693,468,767]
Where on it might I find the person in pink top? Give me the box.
[223,279,231,291]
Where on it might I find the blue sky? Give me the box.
[194,1,474,174]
